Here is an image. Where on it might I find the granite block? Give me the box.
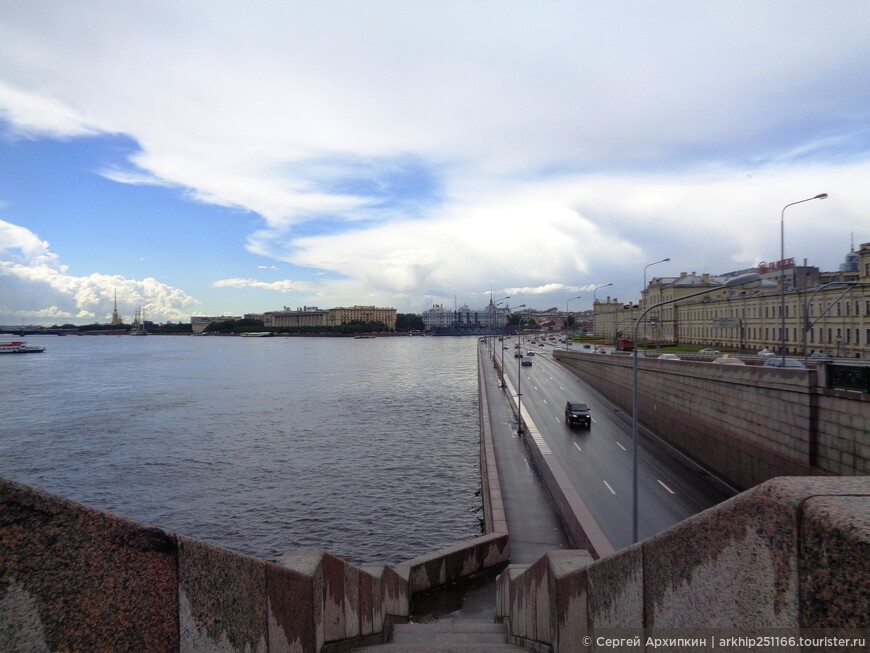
[178,535,267,653]
[279,552,326,651]
[0,477,178,652]
[266,559,317,653]
[643,477,870,630]
[799,495,870,628]
[587,544,643,630]
[547,550,593,653]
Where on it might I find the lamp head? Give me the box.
[723,272,762,289]
[815,193,828,200]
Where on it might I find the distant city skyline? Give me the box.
[2,2,870,325]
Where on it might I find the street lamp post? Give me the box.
[565,296,582,350]
[631,272,761,543]
[499,304,524,387]
[643,259,670,355]
[592,283,612,342]
[517,308,532,435]
[802,282,866,365]
[780,194,827,365]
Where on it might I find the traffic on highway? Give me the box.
[497,336,736,550]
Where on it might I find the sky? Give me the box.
[2,1,870,326]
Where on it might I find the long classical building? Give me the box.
[422,300,511,331]
[594,241,870,358]
[263,305,397,330]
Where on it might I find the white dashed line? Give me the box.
[657,479,676,494]
[573,442,582,452]
[603,480,616,495]
[615,441,626,451]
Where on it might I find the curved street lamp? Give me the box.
[631,272,761,543]
[801,281,867,365]
[780,194,827,365]
[565,296,582,350]
[500,304,525,388]
[643,258,670,355]
[592,283,612,339]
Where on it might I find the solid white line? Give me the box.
[573,442,582,452]
[615,441,626,451]
[603,480,616,495]
[657,479,676,495]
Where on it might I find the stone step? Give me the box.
[359,646,527,653]
[358,620,531,652]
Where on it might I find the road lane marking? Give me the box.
[657,479,676,494]
[603,480,616,495]
[615,441,626,451]
[573,442,582,452]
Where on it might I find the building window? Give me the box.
[846,302,851,316]
[828,329,832,344]
[837,302,841,316]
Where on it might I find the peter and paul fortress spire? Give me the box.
[110,291,123,326]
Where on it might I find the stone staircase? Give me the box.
[359,619,530,652]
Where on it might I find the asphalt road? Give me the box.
[499,338,736,551]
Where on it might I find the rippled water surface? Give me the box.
[0,335,483,565]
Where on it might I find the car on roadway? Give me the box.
[539,343,544,347]
[521,359,532,367]
[810,351,834,360]
[564,401,592,428]
[514,352,523,358]
[712,355,745,365]
[763,357,806,369]
[698,349,721,356]
[658,353,681,360]
[757,348,775,358]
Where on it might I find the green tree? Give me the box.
[395,313,424,331]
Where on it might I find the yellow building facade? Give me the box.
[594,242,870,358]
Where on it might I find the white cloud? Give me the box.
[1,2,869,316]
[0,220,199,324]
[211,278,318,293]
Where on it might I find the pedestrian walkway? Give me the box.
[480,345,571,563]
[411,344,570,621]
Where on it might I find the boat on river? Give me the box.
[0,340,46,354]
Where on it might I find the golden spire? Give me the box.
[111,291,123,326]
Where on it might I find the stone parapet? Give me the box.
[496,477,870,651]
[0,476,508,652]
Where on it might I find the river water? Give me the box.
[0,334,483,565]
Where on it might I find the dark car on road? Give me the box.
[521,359,532,366]
[565,401,591,428]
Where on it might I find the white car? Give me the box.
[698,349,721,356]
[763,357,806,369]
[658,353,681,360]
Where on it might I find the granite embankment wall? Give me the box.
[553,351,868,488]
[0,474,508,652]
[0,347,510,651]
[496,477,870,652]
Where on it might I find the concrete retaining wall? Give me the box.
[496,477,870,651]
[553,351,869,488]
